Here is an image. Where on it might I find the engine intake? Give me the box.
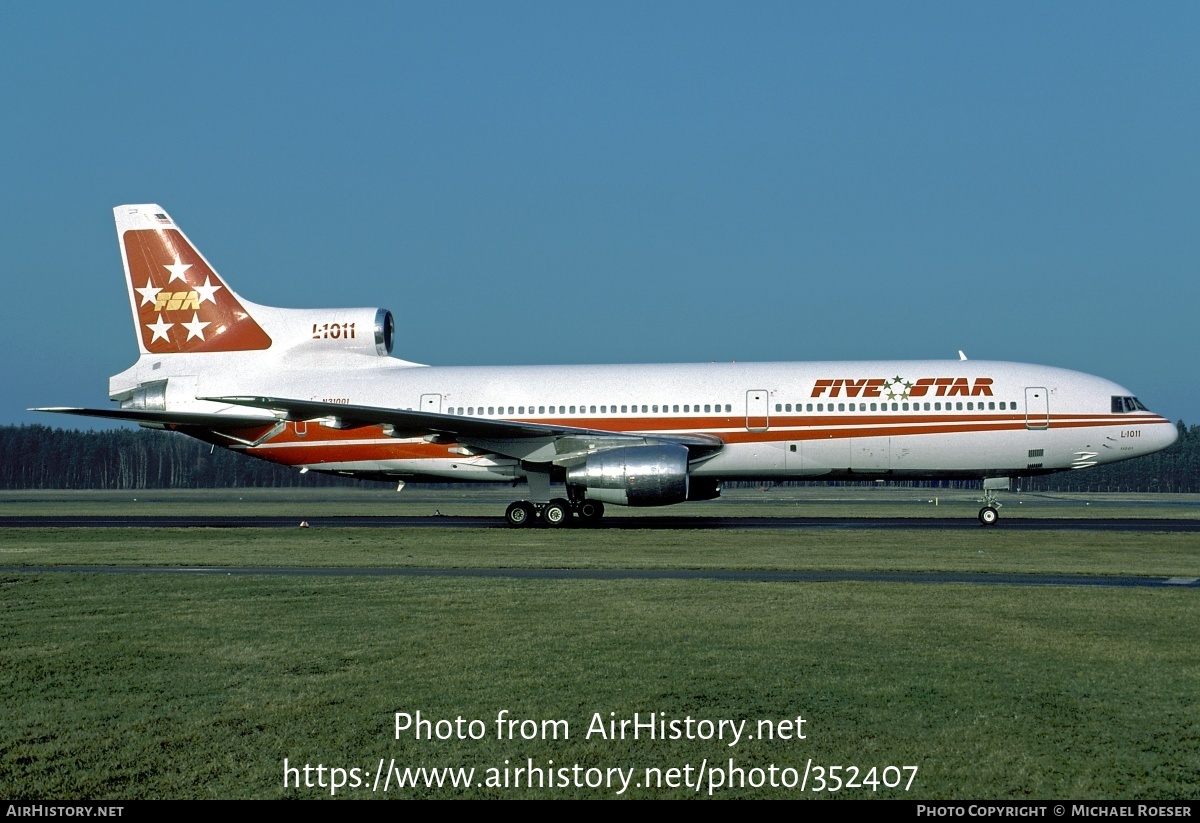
[566,444,690,507]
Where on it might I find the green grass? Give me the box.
[2,574,1196,799]
[3,526,1199,578]
[1,490,1198,799]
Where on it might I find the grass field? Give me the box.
[2,488,1198,799]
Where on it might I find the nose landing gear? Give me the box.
[977,478,1008,526]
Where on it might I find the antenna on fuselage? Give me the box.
[958,350,968,361]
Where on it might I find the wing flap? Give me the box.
[203,395,726,458]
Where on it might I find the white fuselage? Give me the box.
[110,353,1178,485]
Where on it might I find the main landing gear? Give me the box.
[504,499,605,528]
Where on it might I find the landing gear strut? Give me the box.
[503,498,606,527]
[977,487,1003,526]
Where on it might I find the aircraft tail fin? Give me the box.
[115,205,273,356]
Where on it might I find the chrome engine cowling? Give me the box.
[566,444,690,507]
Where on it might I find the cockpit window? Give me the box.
[1111,396,1149,413]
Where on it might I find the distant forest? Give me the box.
[2,422,1198,492]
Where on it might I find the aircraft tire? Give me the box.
[543,499,573,527]
[978,506,999,526]
[505,501,535,527]
[576,500,605,524]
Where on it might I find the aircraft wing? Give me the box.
[204,395,725,464]
[31,406,280,430]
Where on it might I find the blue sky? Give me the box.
[3,2,1198,426]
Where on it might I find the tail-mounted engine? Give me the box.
[288,307,394,357]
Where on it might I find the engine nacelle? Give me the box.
[566,444,690,507]
[287,307,394,357]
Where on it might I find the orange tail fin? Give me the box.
[116,205,272,355]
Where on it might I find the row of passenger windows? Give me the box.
[446,400,1018,416]
[450,404,735,417]
[775,401,1017,412]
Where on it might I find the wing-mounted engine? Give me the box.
[566,444,699,507]
[276,307,395,357]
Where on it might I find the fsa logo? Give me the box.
[812,377,994,399]
[153,291,200,312]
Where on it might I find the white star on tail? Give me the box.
[182,313,211,341]
[164,259,192,283]
[193,276,222,305]
[135,279,162,307]
[146,317,173,343]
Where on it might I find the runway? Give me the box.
[6,564,1197,588]
[1,514,1199,531]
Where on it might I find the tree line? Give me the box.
[1,421,1198,492]
[0,425,358,490]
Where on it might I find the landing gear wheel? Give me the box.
[505,501,535,528]
[576,500,605,524]
[979,506,999,526]
[543,499,573,528]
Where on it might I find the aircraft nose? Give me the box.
[1142,418,1180,454]
[1159,419,1180,450]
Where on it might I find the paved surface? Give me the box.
[2,514,1199,531]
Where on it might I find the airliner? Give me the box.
[36,204,1178,526]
